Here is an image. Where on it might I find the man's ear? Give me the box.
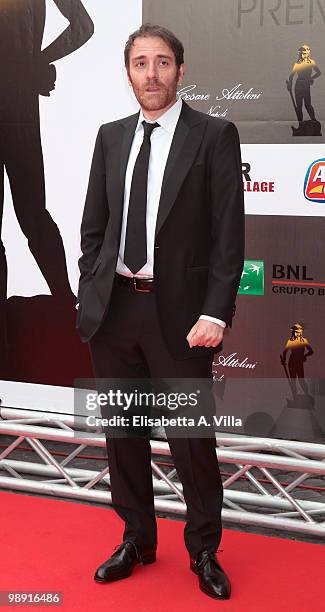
[178,64,185,85]
[126,67,132,87]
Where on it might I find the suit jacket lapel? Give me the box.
[155,101,207,238]
[120,112,139,184]
[109,112,139,240]
[110,103,206,241]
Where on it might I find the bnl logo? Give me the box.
[304,159,325,203]
[238,260,264,296]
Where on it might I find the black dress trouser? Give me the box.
[88,281,223,559]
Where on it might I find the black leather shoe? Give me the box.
[190,550,231,600]
[94,541,156,583]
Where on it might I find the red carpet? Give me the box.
[0,490,324,611]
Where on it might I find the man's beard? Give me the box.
[130,77,179,112]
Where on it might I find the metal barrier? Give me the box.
[1,402,325,537]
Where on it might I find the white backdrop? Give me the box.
[2,0,142,299]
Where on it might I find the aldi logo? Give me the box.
[304,159,325,203]
[238,260,264,296]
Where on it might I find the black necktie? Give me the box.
[123,120,159,274]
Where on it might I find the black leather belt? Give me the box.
[115,273,155,292]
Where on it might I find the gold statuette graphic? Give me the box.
[286,44,322,137]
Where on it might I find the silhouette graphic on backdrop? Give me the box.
[286,44,322,137]
[280,323,314,408]
[0,0,94,382]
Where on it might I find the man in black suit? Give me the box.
[77,23,244,600]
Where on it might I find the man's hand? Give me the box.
[186,319,224,348]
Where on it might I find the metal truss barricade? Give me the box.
[1,404,325,537]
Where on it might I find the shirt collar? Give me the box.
[136,98,182,135]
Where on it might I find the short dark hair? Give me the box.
[124,23,184,69]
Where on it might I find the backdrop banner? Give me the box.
[1,1,324,443]
[144,0,325,143]
[0,0,141,385]
[143,0,325,441]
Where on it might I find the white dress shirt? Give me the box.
[117,99,225,328]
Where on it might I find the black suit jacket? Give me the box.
[76,101,245,359]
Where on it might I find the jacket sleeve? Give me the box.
[77,125,109,301]
[201,121,245,325]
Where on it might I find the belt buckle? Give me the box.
[133,277,151,293]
